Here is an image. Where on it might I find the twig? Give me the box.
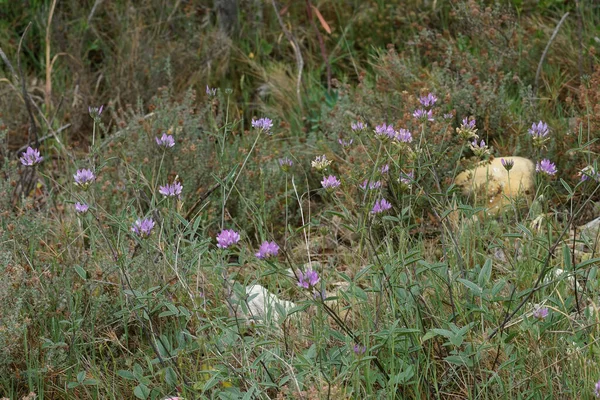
[15,124,71,155]
[534,12,569,93]
[16,23,39,146]
[87,0,104,24]
[270,0,304,111]
[45,0,58,114]
[184,182,221,220]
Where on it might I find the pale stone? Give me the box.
[454,156,535,215]
[230,283,296,326]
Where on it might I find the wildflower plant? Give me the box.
[536,159,557,176]
[74,169,96,189]
[20,147,43,166]
[216,229,240,249]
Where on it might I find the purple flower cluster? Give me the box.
[75,202,89,214]
[469,139,489,158]
[395,128,413,143]
[374,123,396,139]
[595,380,600,398]
[255,241,279,259]
[20,147,44,166]
[413,108,434,121]
[131,218,155,238]
[159,182,183,198]
[380,164,389,174]
[580,166,600,182]
[456,117,478,140]
[216,229,240,249]
[351,121,366,131]
[371,198,392,214]
[88,105,103,119]
[360,179,382,190]
[206,86,217,97]
[252,118,273,133]
[532,307,549,320]
[297,268,320,289]
[321,175,341,190]
[74,169,96,188]
[279,157,293,172]
[399,171,414,187]
[419,93,438,107]
[155,133,175,148]
[338,138,353,148]
[528,120,550,147]
[353,344,367,355]
[536,159,557,176]
[501,158,514,171]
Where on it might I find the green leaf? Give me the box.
[134,384,150,399]
[389,365,414,385]
[164,366,177,386]
[74,265,87,280]
[77,370,86,383]
[478,259,492,287]
[67,381,80,389]
[457,278,483,296]
[560,178,573,196]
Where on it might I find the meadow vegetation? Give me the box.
[1,0,600,398]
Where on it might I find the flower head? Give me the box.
[255,241,280,259]
[159,182,183,198]
[360,179,382,190]
[351,121,366,131]
[579,166,600,182]
[536,159,557,176]
[469,139,490,158]
[311,155,332,171]
[501,158,514,172]
[88,105,103,120]
[528,120,549,138]
[374,123,396,140]
[413,108,434,121]
[297,268,320,289]
[279,157,293,173]
[252,118,273,133]
[74,202,89,214]
[155,133,175,148]
[20,146,43,166]
[595,380,600,398]
[206,86,217,97]
[353,344,367,355]
[74,169,96,189]
[216,229,240,249]
[443,112,454,120]
[338,138,353,148]
[398,171,414,188]
[371,198,392,214]
[532,307,549,320]
[131,218,155,238]
[321,175,341,190]
[380,164,389,174]
[394,128,413,143]
[419,93,438,107]
[456,117,478,140]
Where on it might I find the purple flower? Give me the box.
[74,202,89,214]
[579,166,600,182]
[74,169,96,188]
[321,175,341,190]
[374,123,396,139]
[131,218,155,238]
[457,117,478,140]
[279,157,293,172]
[462,117,476,130]
[20,146,43,166]
[88,105,103,119]
[360,179,382,190]
[255,241,280,259]
[595,380,600,398]
[252,118,273,133]
[216,229,240,249]
[419,93,438,107]
[338,138,353,148]
[469,139,489,158]
[297,268,320,289]
[380,164,389,174]
[532,307,549,320]
[353,344,367,355]
[501,158,514,171]
[159,182,183,198]
[443,113,454,120]
[399,171,414,188]
[394,128,412,143]
[312,155,332,171]
[528,120,549,139]
[206,85,217,97]
[413,109,434,121]
[351,121,366,131]
[155,133,175,148]
[371,198,392,214]
[536,159,557,176]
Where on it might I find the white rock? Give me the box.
[231,283,296,325]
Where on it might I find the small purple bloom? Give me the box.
[419,93,438,107]
[595,380,600,398]
[88,105,103,119]
[279,157,293,172]
[74,202,89,214]
[353,344,367,355]
[159,182,183,198]
[252,118,273,133]
[528,121,549,139]
[443,113,454,119]
[74,169,96,188]
[351,121,366,131]
[457,117,478,140]
[131,218,155,238]
[380,164,389,174]
[312,155,332,171]
[374,123,396,139]
[371,198,392,214]
[579,166,600,182]
[155,133,175,148]
[536,159,557,176]
[338,138,353,148]
[216,229,240,249]
[20,146,43,166]
[255,241,280,259]
[462,117,476,130]
[501,158,514,171]
[297,268,320,289]
[360,179,382,190]
[413,108,434,121]
[469,139,489,157]
[399,171,414,187]
[394,128,412,143]
[321,175,341,190]
[206,85,217,97]
[532,307,549,320]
